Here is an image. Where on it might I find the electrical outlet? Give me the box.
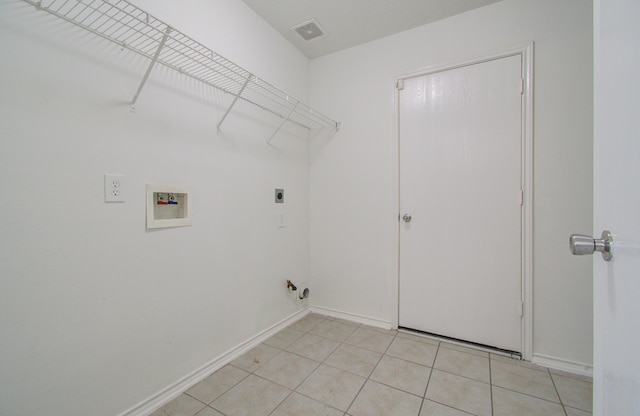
[104,174,125,202]
[275,188,284,203]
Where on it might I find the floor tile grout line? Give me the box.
[423,343,492,416]
[426,371,494,416]
[206,402,231,416]
[262,328,392,370]
[266,318,400,412]
[549,370,594,384]
[429,365,492,386]
[321,331,447,402]
[384,354,438,368]
[489,352,494,416]
[185,364,251,406]
[221,313,332,416]
[321,358,380,379]
[343,327,401,415]
[208,373,290,416]
[281,345,333,364]
[182,392,209,407]
[548,367,569,416]
[425,399,478,416]
[489,357,569,405]
[248,342,336,392]
[336,323,373,415]
[295,315,397,353]
[564,405,594,415]
[215,315,330,416]
[418,340,440,415]
[186,386,232,416]
[309,326,361,342]
[550,370,596,396]
[264,382,295,416]
[366,377,431,401]
[342,329,399,354]
[288,314,328,333]
[263,328,307,349]
[491,383,568,406]
[323,329,395,373]
[339,326,492,414]
[379,352,436,371]
[276,321,362,414]
[378,345,436,374]
[289,390,350,415]
[282,330,344,359]
[251,365,316,392]
[290,336,384,368]
[178,394,211,416]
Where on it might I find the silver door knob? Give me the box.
[569,230,613,261]
[402,214,412,223]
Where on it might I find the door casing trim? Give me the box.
[390,42,534,361]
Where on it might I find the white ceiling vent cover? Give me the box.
[292,18,326,41]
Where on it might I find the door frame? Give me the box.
[390,43,534,360]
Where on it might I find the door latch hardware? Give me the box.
[569,230,613,261]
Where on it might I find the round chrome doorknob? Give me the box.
[570,234,598,255]
[402,214,412,223]
[569,230,613,261]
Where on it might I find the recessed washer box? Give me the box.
[146,185,192,229]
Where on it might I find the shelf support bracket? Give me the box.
[216,75,251,133]
[267,102,299,144]
[130,27,171,112]
[328,122,341,139]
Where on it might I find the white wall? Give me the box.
[0,0,595,413]
[0,1,312,415]
[309,0,594,367]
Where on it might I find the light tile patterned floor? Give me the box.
[150,314,593,416]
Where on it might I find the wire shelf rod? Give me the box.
[217,75,252,133]
[131,26,170,110]
[267,102,299,144]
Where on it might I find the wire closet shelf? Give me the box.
[23,0,340,141]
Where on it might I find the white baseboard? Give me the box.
[310,305,392,330]
[532,353,593,377]
[118,308,310,416]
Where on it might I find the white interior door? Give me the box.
[398,54,523,352]
[592,0,640,413]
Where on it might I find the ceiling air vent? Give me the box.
[292,18,326,41]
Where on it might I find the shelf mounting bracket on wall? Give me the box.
[130,27,171,112]
[267,101,299,144]
[328,122,341,139]
[216,75,252,133]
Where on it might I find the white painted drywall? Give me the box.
[0,1,312,415]
[309,0,594,367]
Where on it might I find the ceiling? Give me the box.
[240,0,503,58]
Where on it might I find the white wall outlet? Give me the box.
[104,174,125,202]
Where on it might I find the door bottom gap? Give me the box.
[398,326,522,359]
